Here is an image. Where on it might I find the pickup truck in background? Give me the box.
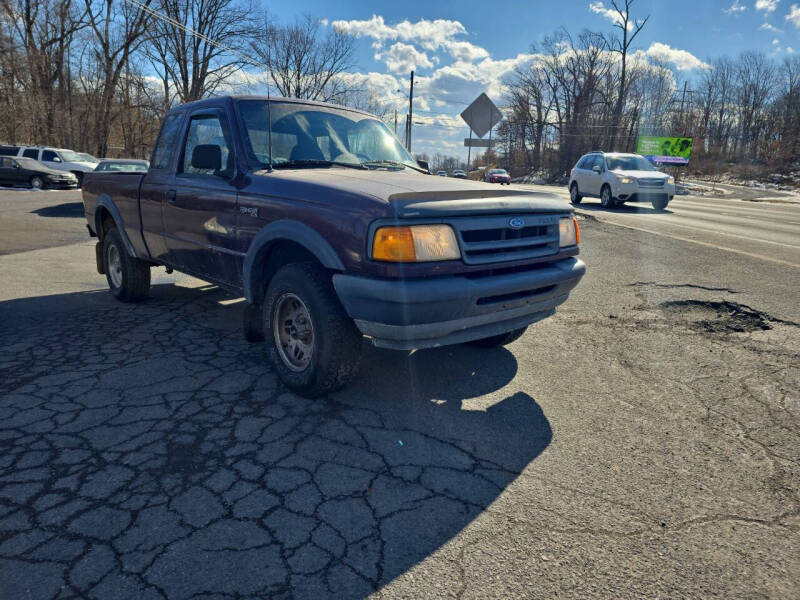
[82,95,585,396]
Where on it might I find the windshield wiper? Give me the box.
[360,160,410,171]
[273,159,366,170]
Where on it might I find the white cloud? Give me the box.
[773,37,781,44]
[444,41,490,63]
[375,42,434,74]
[645,42,712,70]
[589,1,633,30]
[724,0,747,14]
[755,0,779,13]
[788,46,796,53]
[758,22,782,31]
[332,15,467,52]
[787,4,800,27]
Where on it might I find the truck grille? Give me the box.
[638,178,665,188]
[451,214,561,265]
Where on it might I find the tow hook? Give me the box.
[243,303,264,342]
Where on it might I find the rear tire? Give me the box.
[103,227,150,302]
[600,184,615,209]
[569,182,582,204]
[263,262,361,397]
[469,326,528,348]
[652,196,669,211]
[30,176,43,189]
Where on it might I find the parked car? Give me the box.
[436,170,447,176]
[453,169,467,179]
[82,95,585,396]
[14,146,96,187]
[94,159,149,173]
[485,168,511,184]
[568,151,675,210]
[0,156,78,189]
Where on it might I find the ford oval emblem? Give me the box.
[508,217,525,229]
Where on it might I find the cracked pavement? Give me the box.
[1,191,799,598]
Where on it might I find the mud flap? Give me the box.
[243,302,264,342]
[95,241,105,274]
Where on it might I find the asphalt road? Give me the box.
[0,188,798,599]
[517,183,800,268]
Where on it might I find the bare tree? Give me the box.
[250,14,356,102]
[83,0,152,156]
[146,0,256,104]
[1,0,85,144]
[604,0,649,151]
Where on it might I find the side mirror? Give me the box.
[52,157,62,163]
[416,159,430,172]
[592,164,601,173]
[191,144,222,171]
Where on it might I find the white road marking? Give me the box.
[578,215,800,268]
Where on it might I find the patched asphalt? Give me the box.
[0,190,798,599]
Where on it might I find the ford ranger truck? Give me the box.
[82,96,585,397]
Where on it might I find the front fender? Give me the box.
[243,220,345,304]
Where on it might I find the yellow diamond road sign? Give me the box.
[460,93,503,139]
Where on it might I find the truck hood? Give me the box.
[267,167,572,217]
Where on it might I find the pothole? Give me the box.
[659,300,773,333]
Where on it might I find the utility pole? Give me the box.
[406,70,414,152]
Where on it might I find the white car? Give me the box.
[568,152,675,210]
[15,147,97,187]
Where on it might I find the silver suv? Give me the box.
[568,152,675,210]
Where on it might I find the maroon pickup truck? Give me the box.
[82,95,585,396]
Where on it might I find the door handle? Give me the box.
[166,190,176,203]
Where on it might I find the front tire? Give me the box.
[569,182,582,204]
[30,176,43,189]
[263,262,361,397]
[103,227,150,302]
[652,196,669,211]
[600,185,615,209]
[469,326,528,348]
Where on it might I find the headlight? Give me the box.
[559,217,580,247]
[372,224,460,262]
[667,176,675,184]
[616,175,634,184]
[46,174,58,180]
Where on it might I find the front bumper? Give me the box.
[333,257,585,350]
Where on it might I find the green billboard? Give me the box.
[636,136,693,165]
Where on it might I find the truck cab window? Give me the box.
[181,115,233,178]
[151,113,183,170]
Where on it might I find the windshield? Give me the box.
[606,156,656,172]
[237,100,421,171]
[58,149,84,162]
[96,161,148,172]
[78,153,99,163]
[489,169,507,174]
[15,157,45,169]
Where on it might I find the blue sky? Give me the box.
[260,1,800,158]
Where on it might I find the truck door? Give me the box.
[139,111,185,263]
[163,108,241,286]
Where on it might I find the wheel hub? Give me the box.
[107,244,122,288]
[273,293,314,372]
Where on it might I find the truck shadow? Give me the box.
[0,283,551,600]
[578,202,674,215]
[30,201,85,218]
